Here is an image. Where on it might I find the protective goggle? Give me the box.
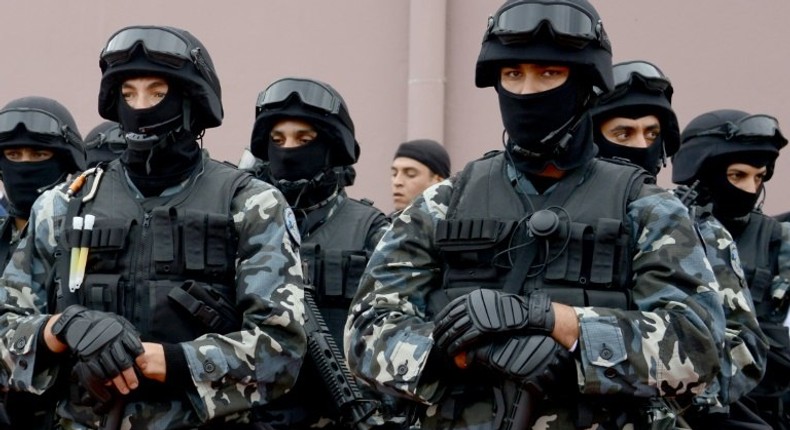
[101,27,195,69]
[86,126,126,154]
[596,60,672,100]
[613,61,671,93]
[484,1,609,51]
[0,108,68,138]
[688,114,786,142]
[255,78,343,117]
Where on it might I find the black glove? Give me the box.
[433,289,555,356]
[466,335,573,396]
[51,305,144,381]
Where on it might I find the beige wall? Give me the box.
[2,1,789,215]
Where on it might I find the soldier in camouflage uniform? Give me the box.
[673,109,790,429]
[241,77,408,429]
[344,1,727,429]
[591,61,769,428]
[0,97,86,429]
[0,25,306,429]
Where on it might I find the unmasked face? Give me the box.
[391,157,442,210]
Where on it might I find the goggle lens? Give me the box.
[487,2,605,50]
[691,114,786,142]
[0,109,63,137]
[101,27,191,69]
[256,78,342,115]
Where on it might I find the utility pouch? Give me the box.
[436,219,516,288]
[168,280,240,335]
[85,218,133,272]
[81,274,123,313]
[142,279,238,343]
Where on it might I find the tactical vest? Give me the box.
[734,212,784,321]
[428,153,648,315]
[54,159,252,343]
[300,197,381,342]
[734,212,790,400]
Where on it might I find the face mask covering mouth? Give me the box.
[497,75,596,175]
[706,169,761,220]
[268,138,331,182]
[117,89,184,144]
[596,135,665,175]
[497,77,580,158]
[0,157,66,218]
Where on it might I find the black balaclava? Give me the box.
[257,113,352,209]
[267,132,342,208]
[0,135,69,219]
[701,153,773,224]
[594,106,665,175]
[117,88,202,197]
[497,73,595,176]
[268,138,331,182]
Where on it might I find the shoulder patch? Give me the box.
[284,207,301,246]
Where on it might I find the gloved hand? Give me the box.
[462,335,574,396]
[433,289,555,356]
[51,305,144,384]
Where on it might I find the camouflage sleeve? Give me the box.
[365,211,391,252]
[179,178,306,421]
[0,187,70,395]
[574,187,725,399]
[696,215,767,404]
[345,181,451,404]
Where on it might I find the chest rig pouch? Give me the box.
[54,159,251,343]
[736,214,785,322]
[430,153,646,316]
[299,197,382,342]
[300,198,380,307]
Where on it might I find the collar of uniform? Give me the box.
[122,154,207,200]
[296,190,346,239]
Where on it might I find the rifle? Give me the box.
[100,397,123,430]
[674,180,701,207]
[493,379,533,430]
[301,261,379,430]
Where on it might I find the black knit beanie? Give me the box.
[394,139,451,178]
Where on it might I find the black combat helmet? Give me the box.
[672,109,787,185]
[591,60,680,174]
[83,121,126,167]
[250,77,360,167]
[0,96,86,173]
[98,25,222,132]
[475,0,613,93]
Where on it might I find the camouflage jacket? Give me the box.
[0,153,307,429]
[344,162,726,429]
[691,207,768,406]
